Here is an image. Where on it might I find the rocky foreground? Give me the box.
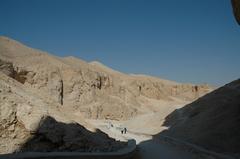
[0,71,126,153]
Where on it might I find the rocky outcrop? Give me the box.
[0,72,125,153]
[19,116,126,152]
[0,74,30,153]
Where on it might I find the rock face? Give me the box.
[160,79,240,154]
[0,72,124,153]
[0,72,40,153]
[0,36,212,121]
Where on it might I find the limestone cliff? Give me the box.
[0,36,212,120]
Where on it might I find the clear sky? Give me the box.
[0,0,239,86]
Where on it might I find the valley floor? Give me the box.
[88,117,200,159]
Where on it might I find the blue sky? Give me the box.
[0,0,239,86]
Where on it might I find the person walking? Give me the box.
[124,127,127,134]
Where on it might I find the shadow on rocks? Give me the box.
[16,116,127,153]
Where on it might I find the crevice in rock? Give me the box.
[60,79,63,105]
[138,85,142,92]
[12,70,28,84]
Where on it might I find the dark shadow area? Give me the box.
[16,116,127,153]
[152,79,240,155]
[0,59,29,84]
[132,79,240,159]
[131,135,199,159]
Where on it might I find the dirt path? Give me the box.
[88,119,199,159]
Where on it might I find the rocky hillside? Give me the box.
[0,36,214,154]
[0,36,212,120]
[0,71,125,153]
[160,79,240,154]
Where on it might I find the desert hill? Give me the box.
[0,36,212,120]
[0,36,213,154]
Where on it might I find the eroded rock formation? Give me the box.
[0,36,212,120]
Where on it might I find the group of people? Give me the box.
[107,121,127,134]
[121,127,127,134]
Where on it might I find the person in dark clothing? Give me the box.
[124,127,127,134]
[121,129,124,134]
